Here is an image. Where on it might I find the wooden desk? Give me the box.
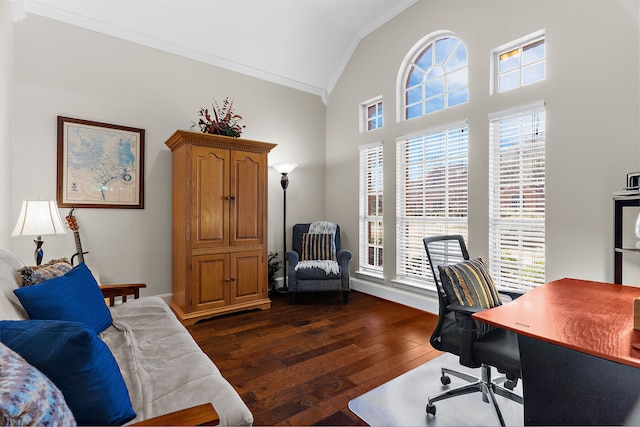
[474,278,640,425]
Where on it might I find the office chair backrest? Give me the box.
[423,235,469,294]
[423,235,470,352]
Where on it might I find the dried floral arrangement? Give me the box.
[194,97,245,138]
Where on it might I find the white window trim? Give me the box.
[359,141,384,275]
[395,30,457,123]
[487,100,546,121]
[490,29,546,95]
[395,120,469,288]
[359,95,383,134]
[488,101,546,291]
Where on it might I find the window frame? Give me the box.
[397,31,469,122]
[395,121,469,288]
[359,142,384,275]
[488,101,546,291]
[359,96,383,133]
[491,30,546,94]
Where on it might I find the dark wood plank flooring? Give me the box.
[187,290,441,426]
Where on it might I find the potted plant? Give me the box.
[193,97,245,138]
[268,252,283,296]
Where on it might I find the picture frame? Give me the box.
[56,116,145,209]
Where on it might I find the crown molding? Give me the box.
[24,0,326,98]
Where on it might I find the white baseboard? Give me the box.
[350,277,439,314]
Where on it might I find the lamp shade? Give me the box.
[272,163,298,174]
[11,201,67,237]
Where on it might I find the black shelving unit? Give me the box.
[613,194,640,283]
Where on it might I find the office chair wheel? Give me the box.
[440,374,451,385]
[505,374,518,390]
[426,403,436,415]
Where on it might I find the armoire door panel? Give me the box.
[230,251,264,305]
[192,146,229,247]
[231,151,263,246]
[192,255,229,311]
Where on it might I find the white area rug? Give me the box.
[348,353,523,426]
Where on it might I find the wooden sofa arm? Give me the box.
[130,403,219,426]
[100,283,147,307]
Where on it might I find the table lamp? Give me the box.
[11,200,67,265]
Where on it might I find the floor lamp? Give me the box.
[272,163,297,291]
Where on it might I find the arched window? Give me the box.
[400,33,468,120]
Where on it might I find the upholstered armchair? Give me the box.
[285,223,352,304]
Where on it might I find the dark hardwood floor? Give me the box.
[187,290,441,426]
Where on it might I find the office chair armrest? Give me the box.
[447,303,484,316]
[447,303,483,368]
[498,289,526,301]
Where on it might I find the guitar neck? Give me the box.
[73,231,84,264]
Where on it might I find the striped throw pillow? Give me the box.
[438,257,501,338]
[301,233,336,261]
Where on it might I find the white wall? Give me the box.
[326,0,640,297]
[10,14,326,295]
[0,2,13,249]
[8,1,640,305]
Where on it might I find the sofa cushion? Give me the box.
[13,262,112,333]
[301,233,336,261]
[0,250,28,320]
[17,258,72,286]
[0,320,136,426]
[0,342,76,426]
[102,297,253,426]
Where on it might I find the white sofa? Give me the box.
[0,249,253,426]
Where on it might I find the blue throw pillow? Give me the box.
[13,262,112,333]
[0,320,136,426]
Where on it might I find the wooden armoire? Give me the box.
[165,130,276,325]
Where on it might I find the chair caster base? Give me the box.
[426,402,436,415]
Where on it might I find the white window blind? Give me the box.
[489,103,545,291]
[396,123,468,287]
[359,142,384,273]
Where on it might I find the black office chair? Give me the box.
[423,235,523,426]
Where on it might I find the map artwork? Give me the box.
[64,123,140,205]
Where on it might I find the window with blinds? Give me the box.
[396,122,468,286]
[488,103,545,291]
[359,142,384,274]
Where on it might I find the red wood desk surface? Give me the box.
[473,277,640,368]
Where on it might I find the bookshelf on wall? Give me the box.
[613,192,640,284]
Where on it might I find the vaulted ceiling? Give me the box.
[19,0,418,101]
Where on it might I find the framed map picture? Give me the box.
[56,116,145,209]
